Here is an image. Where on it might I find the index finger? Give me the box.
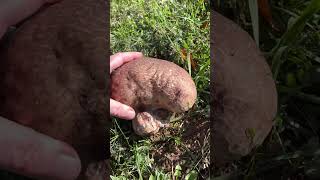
[110,52,143,73]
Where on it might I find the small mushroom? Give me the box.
[111,57,197,136]
[212,12,278,164]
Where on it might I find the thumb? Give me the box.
[0,116,81,180]
[0,0,62,37]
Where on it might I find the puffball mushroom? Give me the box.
[0,0,109,179]
[212,12,278,164]
[111,57,197,136]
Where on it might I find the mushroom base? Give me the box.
[132,109,171,136]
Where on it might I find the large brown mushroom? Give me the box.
[211,11,278,164]
[0,0,109,179]
[111,57,197,136]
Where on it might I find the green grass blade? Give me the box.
[248,0,260,47]
[271,0,320,78]
[187,52,192,75]
[276,0,320,48]
[271,46,288,80]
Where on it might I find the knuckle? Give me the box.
[113,52,125,59]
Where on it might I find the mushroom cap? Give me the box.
[111,57,197,113]
[0,0,109,178]
[1,0,108,147]
[212,12,278,164]
[111,57,197,136]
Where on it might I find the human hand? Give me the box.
[110,52,143,120]
[0,1,81,180]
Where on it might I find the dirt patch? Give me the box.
[150,116,210,174]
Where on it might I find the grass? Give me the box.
[110,0,210,179]
[214,0,320,179]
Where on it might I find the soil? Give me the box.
[150,115,210,174]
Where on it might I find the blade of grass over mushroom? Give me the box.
[248,0,260,47]
[187,52,192,75]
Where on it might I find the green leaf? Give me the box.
[149,174,156,180]
[174,165,182,178]
[286,73,297,87]
[245,128,256,144]
[111,176,127,180]
[185,170,198,180]
[175,137,182,146]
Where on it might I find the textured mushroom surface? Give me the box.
[111,57,197,136]
[0,0,109,179]
[211,12,278,164]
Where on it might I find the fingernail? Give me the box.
[127,107,136,119]
[58,141,80,159]
[56,154,81,180]
[50,142,81,180]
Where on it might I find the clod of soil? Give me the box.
[211,11,278,164]
[0,0,109,179]
[111,57,197,136]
